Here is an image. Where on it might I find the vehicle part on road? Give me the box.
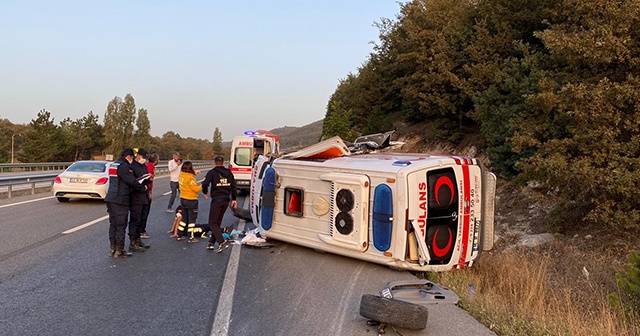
[231,206,252,221]
[359,294,428,330]
[380,279,460,305]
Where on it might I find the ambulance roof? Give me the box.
[277,152,462,174]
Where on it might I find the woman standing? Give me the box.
[177,161,202,242]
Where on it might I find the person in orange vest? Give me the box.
[176,161,202,242]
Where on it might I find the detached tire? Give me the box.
[359,294,428,330]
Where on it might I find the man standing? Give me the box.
[128,148,152,253]
[105,148,147,258]
[166,152,182,212]
[202,156,237,253]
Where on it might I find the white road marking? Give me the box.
[0,196,55,209]
[62,215,109,234]
[162,191,171,195]
[210,200,249,336]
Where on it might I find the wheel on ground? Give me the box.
[57,197,70,202]
[359,294,428,330]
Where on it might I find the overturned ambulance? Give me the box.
[249,132,496,272]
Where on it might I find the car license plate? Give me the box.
[70,178,88,183]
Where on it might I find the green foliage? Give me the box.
[134,108,152,149]
[609,251,640,317]
[212,127,223,155]
[21,110,65,162]
[270,120,323,151]
[57,111,106,161]
[321,100,359,142]
[0,118,25,163]
[325,0,640,231]
[104,94,137,156]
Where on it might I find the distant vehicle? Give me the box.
[230,130,280,191]
[249,132,497,272]
[52,160,111,202]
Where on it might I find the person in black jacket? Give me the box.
[105,148,148,258]
[128,148,152,253]
[202,156,237,253]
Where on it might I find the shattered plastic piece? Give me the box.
[241,230,267,246]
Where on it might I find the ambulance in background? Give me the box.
[230,130,281,191]
[248,132,497,272]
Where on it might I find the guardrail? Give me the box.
[0,160,211,173]
[0,163,213,199]
[0,162,74,173]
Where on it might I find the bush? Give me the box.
[609,251,640,317]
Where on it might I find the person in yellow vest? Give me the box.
[177,161,202,242]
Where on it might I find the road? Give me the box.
[0,174,495,336]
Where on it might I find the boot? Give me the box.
[109,242,116,257]
[113,245,133,258]
[136,237,150,249]
[129,237,145,253]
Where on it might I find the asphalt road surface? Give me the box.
[0,173,495,336]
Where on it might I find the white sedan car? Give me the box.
[53,160,111,202]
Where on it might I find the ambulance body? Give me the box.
[249,137,496,272]
[230,130,280,191]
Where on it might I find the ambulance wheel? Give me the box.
[57,197,70,202]
[359,294,428,330]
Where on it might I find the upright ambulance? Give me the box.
[230,130,280,191]
[249,133,496,272]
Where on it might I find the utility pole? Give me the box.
[11,133,18,164]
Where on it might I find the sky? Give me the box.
[0,0,402,141]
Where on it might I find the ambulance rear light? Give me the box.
[96,177,108,185]
[54,176,62,184]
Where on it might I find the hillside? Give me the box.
[269,120,324,152]
[221,120,324,152]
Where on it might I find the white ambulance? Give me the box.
[230,130,280,191]
[248,133,496,272]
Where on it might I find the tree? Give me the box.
[134,108,152,149]
[103,94,138,156]
[512,0,640,230]
[212,127,223,155]
[21,110,65,162]
[0,118,25,163]
[61,111,105,160]
[322,100,359,141]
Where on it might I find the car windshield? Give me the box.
[67,162,107,173]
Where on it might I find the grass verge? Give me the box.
[431,248,639,335]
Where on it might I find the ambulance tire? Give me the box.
[359,294,428,330]
[57,197,70,202]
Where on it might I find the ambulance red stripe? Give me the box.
[458,164,471,267]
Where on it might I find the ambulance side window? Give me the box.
[284,188,303,217]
